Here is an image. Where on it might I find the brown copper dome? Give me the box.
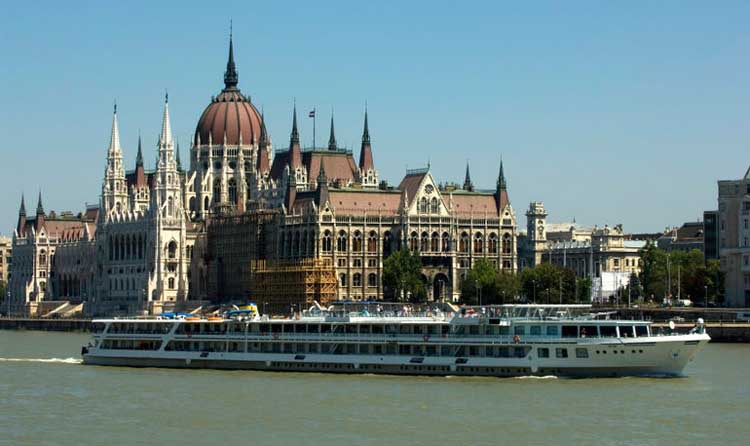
[194,90,263,146]
[194,35,264,146]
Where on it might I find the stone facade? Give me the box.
[0,236,11,287]
[715,172,750,307]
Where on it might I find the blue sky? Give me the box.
[1,1,749,235]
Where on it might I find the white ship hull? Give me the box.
[83,333,710,378]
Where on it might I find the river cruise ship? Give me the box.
[81,304,710,377]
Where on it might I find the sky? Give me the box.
[1,1,749,236]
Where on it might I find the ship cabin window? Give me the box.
[372,325,384,334]
[499,326,510,336]
[513,325,525,335]
[575,348,589,359]
[561,325,578,338]
[635,325,648,337]
[537,347,550,358]
[320,324,332,334]
[546,325,559,336]
[618,326,634,338]
[469,326,480,335]
[599,325,617,337]
[271,324,282,333]
[360,325,371,334]
[555,348,568,358]
[259,324,270,333]
[529,326,542,336]
[293,324,305,333]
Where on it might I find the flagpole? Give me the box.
[313,107,316,150]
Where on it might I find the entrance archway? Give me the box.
[433,273,450,302]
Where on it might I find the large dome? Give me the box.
[194,35,264,146]
[194,90,263,146]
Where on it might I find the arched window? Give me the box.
[294,231,301,257]
[213,178,221,204]
[420,232,429,252]
[189,197,196,213]
[167,197,174,217]
[383,231,392,257]
[279,232,286,257]
[353,273,362,287]
[367,273,377,287]
[38,250,47,266]
[352,231,362,252]
[168,277,175,289]
[337,231,348,252]
[430,197,439,214]
[228,178,237,205]
[108,236,113,261]
[203,196,210,213]
[419,197,427,213]
[431,232,439,252]
[322,230,332,252]
[502,233,512,254]
[301,231,308,257]
[409,232,418,251]
[488,233,498,254]
[442,232,450,252]
[474,232,484,254]
[125,235,131,259]
[459,232,469,253]
[367,231,377,253]
[168,241,177,259]
[339,273,348,287]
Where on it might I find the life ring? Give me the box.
[513,335,521,344]
[423,335,430,342]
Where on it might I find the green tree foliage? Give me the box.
[639,243,724,304]
[0,280,5,305]
[520,263,580,304]
[383,249,425,302]
[461,259,499,305]
[495,271,521,305]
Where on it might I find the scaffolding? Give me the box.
[250,258,337,314]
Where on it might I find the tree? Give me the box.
[0,280,5,307]
[383,249,425,302]
[520,264,580,304]
[461,259,498,305]
[495,271,521,304]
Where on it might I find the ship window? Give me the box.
[635,325,648,337]
[546,326,559,336]
[575,348,589,359]
[599,325,617,337]
[529,326,541,336]
[513,325,525,335]
[561,325,578,338]
[618,326,634,338]
[555,348,568,358]
[537,347,549,358]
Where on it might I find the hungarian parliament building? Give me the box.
[7,37,517,316]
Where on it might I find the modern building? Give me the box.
[715,170,750,307]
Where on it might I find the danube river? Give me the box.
[1,331,748,446]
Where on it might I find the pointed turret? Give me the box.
[315,161,329,206]
[35,190,45,230]
[224,27,239,90]
[108,103,122,156]
[497,158,507,192]
[159,94,173,149]
[358,108,374,171]
[16,194,26,235]
[463,162,474,191]
[288,104,302,169]
[175,139,182,172]
[327,113,337,151]
[257,115,270,173]
[135,134,144,168]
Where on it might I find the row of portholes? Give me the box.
[595,349,644,355]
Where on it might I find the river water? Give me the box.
[1,330,748,446]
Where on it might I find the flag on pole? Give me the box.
[309,109,316,118]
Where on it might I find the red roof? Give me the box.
[194,90,263,146]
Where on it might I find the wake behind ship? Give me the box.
[82,303,710,378]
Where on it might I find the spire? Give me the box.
[159,94,173,148]
[358,107,374,171]
[362,107,370,145]
[108,103,122,156]
[327,112,337,151]
[257,112,270,173]
[19,194,26,216]
[224,23,238,90]
[317,160,327,184]
[36,190,44,215]
[497,158,507,191]
[16,194,27,235]
[290,103,300,146]
[315,161,329,205]
[463,162,474,191]
[135,133,144,167]
[175,139,182,171]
